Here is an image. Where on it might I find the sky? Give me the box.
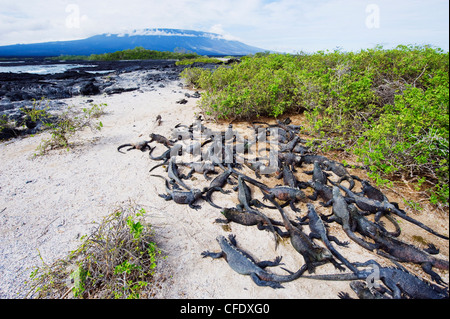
[0,0,448,53]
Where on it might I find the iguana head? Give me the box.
[295,189,307,202]
[216,235,228,247]
[381,201,395,213]
[192,188,203,199]
[306,203,316,217]
[317,246,333,260]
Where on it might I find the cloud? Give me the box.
[0,0,448,52]
[208,24,242,41]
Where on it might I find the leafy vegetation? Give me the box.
[33,101,107,155]
[175,57,223,66]
[52,46,201,61]
[181,45,449,205]
[26,204,162,299]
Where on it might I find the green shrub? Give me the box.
[35,103,107,155]
[53,47,200,61]
[175,57,222,66]
[27,205,162,299]
[181,45,449,204]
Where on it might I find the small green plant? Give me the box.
[20,97,51,126]
[34,103,106,155]
[26,204,162,299]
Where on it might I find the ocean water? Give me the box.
[0,63,96,75]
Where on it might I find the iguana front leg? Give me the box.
[189,202,202,211]
[201,251,224,259]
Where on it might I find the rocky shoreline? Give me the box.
[0,59,210,140]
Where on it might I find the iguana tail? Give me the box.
[117,144,132,154]
[302,272,362,281]
[263,264,309,283]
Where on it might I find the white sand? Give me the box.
[0,78,448,299]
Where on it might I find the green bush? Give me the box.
[35,103,107,155]
[175,57,223,66]
[27,205,162,299]
[181,45,449,204]
[53,46,200,61]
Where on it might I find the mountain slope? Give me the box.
[0,28,265,57]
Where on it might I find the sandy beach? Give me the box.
[0,73,448,299]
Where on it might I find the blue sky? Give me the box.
[0,0,448,52]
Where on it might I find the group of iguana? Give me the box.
[117,115,449,299]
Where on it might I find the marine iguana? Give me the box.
[148,133,175,148]
[148,144,183,171]
[338,281,391,299]
[201,234,309,289]
[277,152,303,172]
[307,179,334,204]
[203,167,234,209]
[150,174,203,210]
[339,185,449,240]
[235,176,279,248]
[355,180,406,237]
[276,163,308,189]
[232,169,307,212]
[298,154,330,167]
[279,135,301,153]
[303,259,449,299]
[215,208,288,237]
[166,157,192,191]
[322,187,379,251]
[302,203,357,273]
[348,203,401,242]
[180,161,217,180]
[321,160,361,190]
[117,140,152,153]
[304,160,330,185]
[346,203,449,284]
[264,195,340,273]
[291,143,312,155]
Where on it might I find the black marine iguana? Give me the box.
[346,203,448,284]
[148,143,184,172]
[322,186,379,251]
[339,185,449,240]
[321,160,361,190]
[149,132,175,148]
[304,160,330,185]
[180,161,217,181]
[117,140,152,153]
[235,176,279,247]
[215,208,288,237]
[276,163,308,189]
[338,281,391,299]
[302,203,357,273]
[303,259,449,299]
[201,234,308,289]
[231,168,307,213]
[203,166,235,209]
[150,174,203,210]
[264,194,342,273]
